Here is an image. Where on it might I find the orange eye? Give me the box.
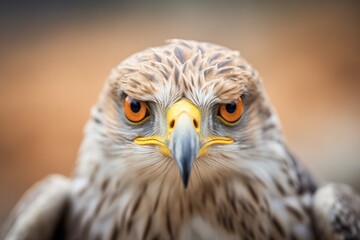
[123,96,149,123]
[217,98,244,125]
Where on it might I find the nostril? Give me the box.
[170,119,175,129]
[193,119,199,129]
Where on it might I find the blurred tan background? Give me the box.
[0,1,359,225]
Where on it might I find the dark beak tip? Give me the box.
[181,170,190,189]
[183,178,189,189]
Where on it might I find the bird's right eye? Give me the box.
[123,96,149,124]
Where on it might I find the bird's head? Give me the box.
[85,39,282,189]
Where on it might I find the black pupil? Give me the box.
[225,101,237,113]
[130,100,141,113]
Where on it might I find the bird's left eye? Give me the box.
[124,96,149,124]
[217,98,244,125]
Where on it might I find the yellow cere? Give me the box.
[166,99,201,134]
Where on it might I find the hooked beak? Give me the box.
[134,99,233,188]
[167,110,200,188]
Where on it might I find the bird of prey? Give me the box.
[1,39,360,240]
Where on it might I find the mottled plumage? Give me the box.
[2,39,360,240]
[313,184,360,239]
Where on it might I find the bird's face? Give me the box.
[93,40,280,189]
[133,97,236,188]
